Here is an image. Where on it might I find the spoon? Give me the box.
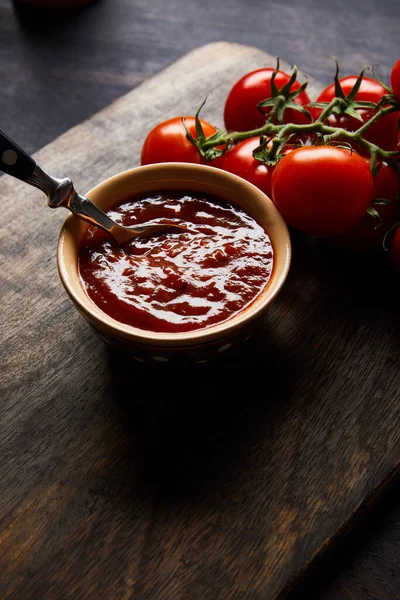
[0,130,187,244]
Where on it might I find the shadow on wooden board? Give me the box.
[107,325,296,504]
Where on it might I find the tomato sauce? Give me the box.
[78,192,274,333]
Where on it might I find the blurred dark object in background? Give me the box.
[12,0,98,28]
[14,0,96,6]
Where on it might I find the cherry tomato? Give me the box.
[224,68,311,132]
[216,137,274,198]
[390,59,400,101]
[318,76,387,104]
[209,139,298,198]
[140,116,217,165]
[271,146,374,237]
[391,226,400,271]
[315,76,400,151]
[331,161,399,250]
[325,109,399,153]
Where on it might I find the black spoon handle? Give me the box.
[0,130,36,181]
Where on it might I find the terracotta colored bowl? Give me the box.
[57,163,291,363]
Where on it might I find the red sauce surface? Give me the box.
[78,192,274,333]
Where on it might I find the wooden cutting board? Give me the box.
[1,42,400,600]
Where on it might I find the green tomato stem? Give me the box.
[316,97,345,122]
[349,104,397,136]
[200,101,400,165]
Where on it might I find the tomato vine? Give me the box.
[189,59,400,176]
[140,56,400,254]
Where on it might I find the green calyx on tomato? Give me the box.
[223,59,312,133]
[310,60,378,121]
[256,59,312,124]
[181,98,228,162]
[140,114,219,165]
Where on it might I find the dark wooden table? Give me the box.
[1,1,400,598]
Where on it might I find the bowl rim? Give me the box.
[57,162,291,346]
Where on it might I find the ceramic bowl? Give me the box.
[57,163,291,363]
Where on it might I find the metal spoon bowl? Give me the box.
[0,129,187,244]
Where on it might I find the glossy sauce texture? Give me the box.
[78,193,274,333]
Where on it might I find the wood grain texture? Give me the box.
[292,475,400,599]
[1,41,400,600]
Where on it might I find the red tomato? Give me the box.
[271,146,374,237]
[331,161,399,250]
[391,226,400,271]
[315,76,400,151]
[140,117,217,165]
[318,76,387,104]
[217,137,274,198]
[325,109,399,153]
[224,68,311,132]
[390,59,400,101]
[209,139,297,198]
